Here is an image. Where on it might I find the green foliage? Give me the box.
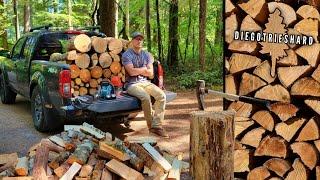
[172,69,223,89]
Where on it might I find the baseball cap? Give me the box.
[131,32,144,39]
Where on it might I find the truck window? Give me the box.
[11,37,27,59]
[33,33,76,60]
[23,37,36,60]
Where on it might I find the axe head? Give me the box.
[196,80,206,110]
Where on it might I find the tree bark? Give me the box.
[13,0,20,40]
[183,0,192,63]
[199,0,207,71]
[167,0,179,69]
[67,0,72,29]
[100,0,116,37]
[145,0,151,51]
[190,110,235,180]
[0,0,8,49]
[91,0,99,26]
[23,0,31,33]
[155,0,163,62]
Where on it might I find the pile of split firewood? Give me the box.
[0,123,189,180]
[50,34,128,97]
[226,0,320,179]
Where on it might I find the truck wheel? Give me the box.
[31,86,62,132]
[0,74,16,104]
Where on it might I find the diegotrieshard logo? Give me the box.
[233,8,315,77]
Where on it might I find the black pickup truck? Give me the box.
[0,27,176,132]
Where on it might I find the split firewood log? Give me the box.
[79,87,88,96]
[270,102,298,122]
[291,142,318,170]
[99,53,112,68]
[254,136,288,158]
[285,158,308,180]
[67,50,77,61]
[239,73,266,96]
[110,61,122,74]
[79,69,91,83]
[252,110,274,131]
[229,53,261,74]
[241,127,266,148]
[109,52,120,62]
[91,37,108,53]
[108,39,123,55]
[67,140,94,165]
[70,65,80,79]
[238,0,268,23]
[225,13,238,44]
[275,117,306,142]
[277,65,312,88]
[294,19,318,42]
[75,53,90,69]
[278,49,298,66]
[247,166,270,180]
[90,53,99,68]
[296,5,320,20]
[235,121,254,138]
[253,60,276,84]
[90,66,103,79]
[73,34,92,53]
[263,158,291,177]
[291,77,320,97]
[234,149,250,173]
[295,43,320,67]
[296,116,320,141]
[228,101,252,118]
[255,84,290,102]
[225,75,237,95]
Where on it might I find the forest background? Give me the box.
[0,0,223,89]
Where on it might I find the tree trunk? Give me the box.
[0,0,8,49]
[91,0,99,26]
[13,0,20,40]
[122,0,129,40]
[184,0,192,63]
[155,0,163,62]
[199,0,207,71]
[100,0,116,37]
[23,0,31,33]
[67,0,72,29]
[115,0,118,38]
[190,110,235,180]
[145,0,151,51]
[167,0,179,69]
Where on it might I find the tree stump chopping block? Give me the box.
[190,110,235,180]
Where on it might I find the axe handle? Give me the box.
[206,89,271,109]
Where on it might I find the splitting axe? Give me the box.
[196,80,271,110]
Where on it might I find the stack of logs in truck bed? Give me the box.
[50,34,128,97]
[0,123,189,180]
[226,0,320,179]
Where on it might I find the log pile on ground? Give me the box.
[0,123,189,180]
[50,34,129,97]
[225,0,320,179]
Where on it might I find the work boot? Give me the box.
[149,127,169,138]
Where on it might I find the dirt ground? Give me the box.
[0,90,222,178]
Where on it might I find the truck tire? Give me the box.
[31,86,62,132]
[0,74,16,104]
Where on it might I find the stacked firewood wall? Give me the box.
[225,0,320,179]
[50,34,129,97]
